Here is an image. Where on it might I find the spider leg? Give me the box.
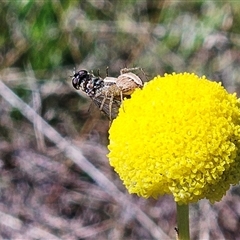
[109,94,114,121]
[120,90,125,112]
[100,95,107,111]
[120,67,142,74]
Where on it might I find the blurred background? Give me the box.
[1,1,240,239]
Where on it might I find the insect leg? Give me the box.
[97,69,103,78]
[106,66,109,77]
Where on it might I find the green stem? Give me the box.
[176,203,190,240]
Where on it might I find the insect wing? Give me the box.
[91,94,121,120]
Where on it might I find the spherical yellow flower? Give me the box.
[108,73,240,204]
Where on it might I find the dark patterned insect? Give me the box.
[71,68,144,120]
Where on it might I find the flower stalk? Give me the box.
[176,203,190,240]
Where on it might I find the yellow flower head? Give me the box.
[108,73,240,204]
